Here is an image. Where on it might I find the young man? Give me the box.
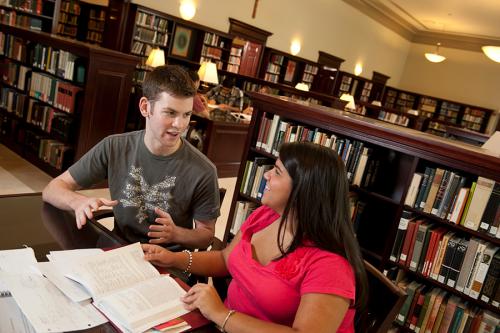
[42,65,220,249]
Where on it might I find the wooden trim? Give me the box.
[342,0,500,52]
[228,17,272,44]
[317,51,345,68]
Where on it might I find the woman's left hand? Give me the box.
[182,283,227,323]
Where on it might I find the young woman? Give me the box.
[142,141,368,333]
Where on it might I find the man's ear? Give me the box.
[139,97,150,117]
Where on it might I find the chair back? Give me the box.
[355,261,407,333]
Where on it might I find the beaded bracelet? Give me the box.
[182,249,192,277]
[221,309,236,333]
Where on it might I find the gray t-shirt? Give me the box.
[69,130,220,244]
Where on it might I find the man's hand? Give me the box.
[148,207,178,244]
[71,197,118,229]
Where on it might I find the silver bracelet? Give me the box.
[221,309,236,333]
[182,249,192,277]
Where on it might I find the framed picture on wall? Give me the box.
[172,26,192,58]
[284,60,296,83]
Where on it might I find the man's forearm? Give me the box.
[172,226,214,249]
[42,179,86,211]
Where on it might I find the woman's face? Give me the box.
[261,159,293,214]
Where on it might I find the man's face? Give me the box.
[143,92,193,155]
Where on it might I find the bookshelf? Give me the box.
[0,0,58,33]
[226,93,500,326]
[199,31,231,70]
[57,0,79,38]
[0,23,138,176]
[127,6,171,84]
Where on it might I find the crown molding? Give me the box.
[343,0,500,53]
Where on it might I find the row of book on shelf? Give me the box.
[255,112,380,186]
[391,209,500,304]
[393,275,499,332]
[0,87,73,138]
[405,167,499,238]
[0,8,43,31]
[1,32,86,84]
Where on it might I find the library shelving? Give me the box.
[0,0,58,33]
[226,92,500,326]
[56,0,79,38]
[0,23,138,176]
[125,5,172,84]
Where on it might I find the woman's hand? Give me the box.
[141,244,175,267]
[182,283,228,323]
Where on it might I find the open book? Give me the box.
[66,243,189,333]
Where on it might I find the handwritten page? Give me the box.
[67,243,160,300]
[0,296,37,333]
[35,262,91,303]
[0,272,108,333]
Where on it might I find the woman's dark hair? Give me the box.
[142,65,196,101]
[277,141,368,309]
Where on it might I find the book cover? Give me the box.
[418,167,436,210]
[430,231,455,280]
[405,172,423,207]
[399,220,417,265]
[423,290,446,333]
[449,187,470,224]
[417,225,436,274]
[463,177,495,231]
[479,251,500,304]
[436,295,460,333]
[413,167,431,209]
[404,219,424,267]
[395,281,421,325]
[422,228,447,277]
[431,294,449,333]
[390,211,413,262]
[437,173,462,219]
[469,245,499,299]
[464,241,487,296]
[410,222,431,271]
[437,234,460,284]
[429,169,450,215]
[446,238,469,288]
[455,237,481,293]
[483,182,500,236]
[424,168,450,214]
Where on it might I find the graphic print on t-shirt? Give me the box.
[120,166,176,224]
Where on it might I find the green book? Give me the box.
[460,182,477,226]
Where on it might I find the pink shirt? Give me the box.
[225,206,356,331]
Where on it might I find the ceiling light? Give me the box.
[290,39,301,56]
[482,46,500,63]
[179,0,196,20]
[425,43,446,63]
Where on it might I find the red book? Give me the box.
[405,219,424,268]
[423,227,447,277]
[399,220,417,266]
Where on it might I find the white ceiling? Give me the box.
[385,0,500,39]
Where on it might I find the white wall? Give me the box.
[134,0,499,131]
[134,0,411,85]
[399,44,500,132]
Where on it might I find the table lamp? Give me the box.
[340,93,356,111]
[295,82,309,91]
[198,61,219,88]
[145,48,165,68]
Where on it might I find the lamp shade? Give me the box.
[145,48,165,67]
[424,43,446,63]
[482,46,500,63]
[295,82,309,91]
[340,93,356,110]
[198,62,219,85]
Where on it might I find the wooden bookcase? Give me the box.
[0,23,138,177]
[0,0,59,33]
[259,48,319,88]
[226,93,500,321]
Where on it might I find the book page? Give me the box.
[35,262,91,303]
[67,243,160,300]
[95,275,188,333]
[0,272,107,333]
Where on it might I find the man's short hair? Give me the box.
[143,65,196,101]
